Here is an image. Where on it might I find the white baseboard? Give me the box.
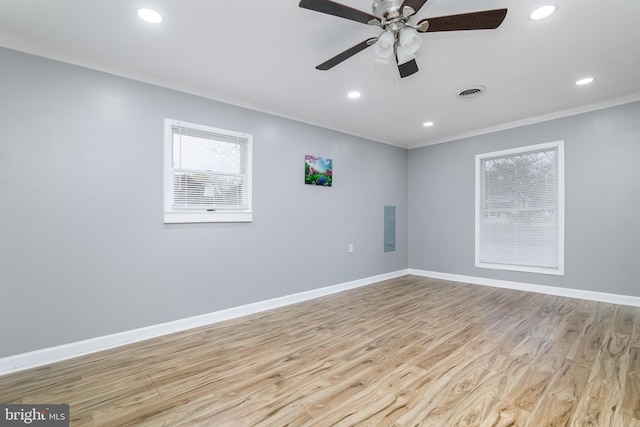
[7,268,634,376]
[408,269,640,308]
[0,269,410,376]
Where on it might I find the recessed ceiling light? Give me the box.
[575,77,594,86]
[423,121,434,127]
[347,91,361,99]
[529,5,557,20]
[137,8,162,24]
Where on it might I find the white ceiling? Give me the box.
[1,0,639,148]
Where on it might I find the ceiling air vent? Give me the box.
[457,85,486,98]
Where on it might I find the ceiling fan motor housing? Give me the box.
[372,0,406,18]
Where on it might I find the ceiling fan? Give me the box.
[299,0,507,78]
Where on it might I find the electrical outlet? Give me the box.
[348,243,354,253]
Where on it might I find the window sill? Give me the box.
[164,211,253,224]
[476,261,564,276]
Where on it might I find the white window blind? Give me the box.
[476,141,564,275]
[164,119,252,223]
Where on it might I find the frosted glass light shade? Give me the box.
[399,28,421,55]
[396,48,415,65]
[374,30,395,62]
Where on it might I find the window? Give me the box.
[475,141,564,275]
[164,119,252,223]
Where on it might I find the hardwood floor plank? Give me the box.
[633,311,640,348]
[528,360,591,426]
[621,346,640,420]
[569,331,630,425]
[2,275,640,426]
[566,319,609,365]
[617,414,640,427]
[499,339,571,414]
[615,306,637,335]
[453,337,550,426]
[481,406,531,427]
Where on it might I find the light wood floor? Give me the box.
[2,275,640,426]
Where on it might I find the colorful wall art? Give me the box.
[305,155,333,187]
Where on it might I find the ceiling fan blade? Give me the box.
[299,0,380,24]
[398,58,419,78]
[417,8,507,32]
[316,38,377,70]
[400,0,430,17]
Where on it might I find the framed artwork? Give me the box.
[305,155,333,186]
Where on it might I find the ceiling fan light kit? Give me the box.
[398,27,422,55]
[373,30,395,63]
[299,0,507,78]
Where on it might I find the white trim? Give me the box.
[475,140,564,275]
[0,269,409,376]
[163,211,253,223]
[2,43,639,151]
[163,118,253,224]
[3,43,639,151]
[409,93,640,149]
[408,269,640,308]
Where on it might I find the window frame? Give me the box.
[163,119,253,224]
[475,140,565,275]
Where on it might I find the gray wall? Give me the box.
[408,101,640,297]
[0,47,408,357]
[3,44,638,359]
